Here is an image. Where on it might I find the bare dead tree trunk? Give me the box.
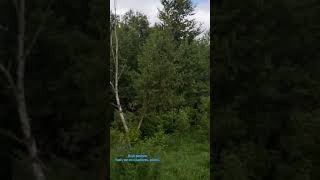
[110,0,129,134]
[16,0,46,180]
[0,0,50,179]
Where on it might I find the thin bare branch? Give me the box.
[118,66,126,81]
[137,96,148,130]
[110,32,116,65]
[110,102,119,110]
[0,63,18,96]
[0,128,26,146]
[109,81,115,92]
[113,0,119,86]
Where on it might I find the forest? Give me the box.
[109,0,210,179]
[213,0,320,179]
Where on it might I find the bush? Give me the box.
[175,108,191,132]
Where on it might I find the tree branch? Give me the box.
[118,66,126,81]
[109,81,115,92]
[137,96,148,130]
[110,102,119,110]
[0,63,18,97]
[0,128,26,146]
[110,32,116,65]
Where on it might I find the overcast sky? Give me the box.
[110,0,210,32]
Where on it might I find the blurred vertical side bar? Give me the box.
[106,0,111,180]
[210,0,214,179]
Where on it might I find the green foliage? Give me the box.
[109,1,210,178]
[134,29,182,112]
[128,128,141,145]
[213,0,320,179]
[159,0,201,42]
[160,108,192,133]
[110,128,209,180]
[197,96,210,134]
[175,108,191,132]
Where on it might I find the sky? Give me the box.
[110,0,210,33]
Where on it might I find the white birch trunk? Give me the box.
[111,0,129,134]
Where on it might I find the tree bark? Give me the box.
[16,0,46,179]
[114,88,129,133]
[110,0,129,135]
[1,1,52,179]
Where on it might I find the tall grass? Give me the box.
[110,128,209,179]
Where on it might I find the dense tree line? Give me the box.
[110,0,209,179]
[213,0,320,179]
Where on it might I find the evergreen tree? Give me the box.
[158,0,201,43]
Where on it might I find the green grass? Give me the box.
[110,128,210,180]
